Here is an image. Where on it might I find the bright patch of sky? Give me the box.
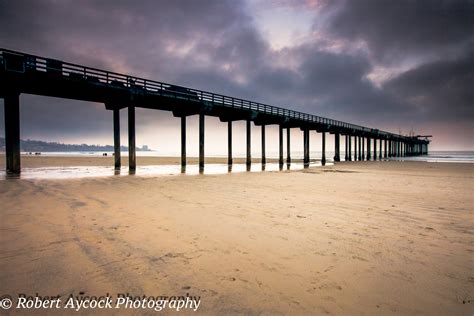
[245,0,316,50]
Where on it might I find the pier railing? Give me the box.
[0,48,400,139]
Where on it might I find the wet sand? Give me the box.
[0,154,280,169]
[0,159,473,315]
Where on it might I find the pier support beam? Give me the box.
[384,139,388,158]
[287,128,291,165]
[321,131,326,166]
[4,93,21,174]
[362,137,365,160]
[199,113,205,172]
[334,132,340,162]
[374,138,377,161]
[354,136,358,161]
[228,121,232,166]
[348,136,352,161]
[113,108,121,170]
[303,128,310,167]
[379,139,383,159]
[128,105,136,171]
[367,138,371,160]
[358,136,362,161]
[261,125,266,165]
[279,125,284,168]
[181,116,186,168]
[344,135,348,161]
[246,120,251,168]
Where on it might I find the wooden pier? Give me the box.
[0,48,430,174]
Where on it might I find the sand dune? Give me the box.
[0,160,473,315]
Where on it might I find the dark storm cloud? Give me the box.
[0,0,250,74]
[384,49,474,122]
[0,0,265,136]
[0,0,473,148]
[324,0,474,62]
[320,0,474,124]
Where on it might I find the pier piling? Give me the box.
[279,125,284,168]
[374,138,377,161]
[303,128,310,167]
[367,138,371,160]
[334,132,340,162]
[113,108,121,170]
[354,136,357,161]
[128,105,136,171]
[246,120,251,169]
[228,121,232,166]
[345,135,349,161]
[181,116,186,168]
[348,135,352,161]
[362,137,365,160]
[358,136,362,161]
[287,128,291,165]
[261,125,266,166]
[321,131,326,166]
[199,113,205,172]
[4,93,21,174]
[379,139,383,159]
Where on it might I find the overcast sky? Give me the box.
[0,0,473,153]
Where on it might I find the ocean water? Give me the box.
[1,151,472,180]
[389,151,474,163]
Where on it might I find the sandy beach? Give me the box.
[0,154,280,169]
[0,158,473,315]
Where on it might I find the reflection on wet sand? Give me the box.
[0,162,332,180]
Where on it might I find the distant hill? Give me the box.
[0,137,152,152]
